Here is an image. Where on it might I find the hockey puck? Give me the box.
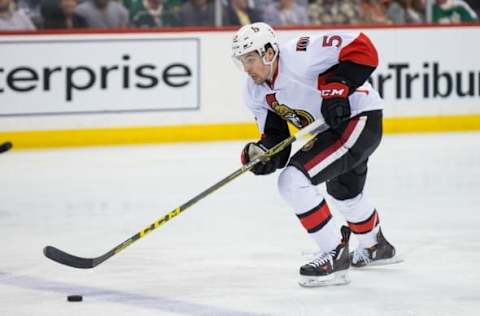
[67,295,83,302]
[0,141,12,154]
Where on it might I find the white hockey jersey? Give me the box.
[243,32,383,134]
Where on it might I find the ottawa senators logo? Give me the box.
[265,94,314,129]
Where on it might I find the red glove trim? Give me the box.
[319,82,349,99]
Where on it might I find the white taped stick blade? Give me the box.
[298,270,350,288]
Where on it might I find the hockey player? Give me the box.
[232,22,399,287]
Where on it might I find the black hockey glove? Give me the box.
[241,136,291,175]
[320,80,351,128]
[241,142,276,175]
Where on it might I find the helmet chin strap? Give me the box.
[262,49,278,82]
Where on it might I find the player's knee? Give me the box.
[328,192,374,221]
[277,166,310,200]
[329,192,363,211]
[327,164,367,200]
[327,182,363,200]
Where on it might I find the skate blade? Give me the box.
[298,270,350,288]
[353,255,404,268]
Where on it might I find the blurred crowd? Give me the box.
[0,0,478,31]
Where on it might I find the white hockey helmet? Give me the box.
[232,22,279,66]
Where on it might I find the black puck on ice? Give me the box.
[0,141,12,154]
[67,295,83,302]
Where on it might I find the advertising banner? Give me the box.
[0,37,200,116]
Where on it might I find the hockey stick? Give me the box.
[43,119,327,269]
[0,142,13,154]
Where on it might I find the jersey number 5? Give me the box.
[322,35,342,48]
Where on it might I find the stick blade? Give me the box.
[43,246,95,269]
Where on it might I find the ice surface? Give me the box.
[1,132,479,316]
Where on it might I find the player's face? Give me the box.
[238,51,271,85]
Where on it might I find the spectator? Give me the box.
[404,0,424,23]
[464,0,480,17]
[432,0,478,23]
[179,0,214,26]
[123,0,182,23]
[0,0,36,30]
[251,0,273,15]
[359,0,392,24]
[75,0,129,28]
[383,0,406,23]
[251,0,308,15]
[17,0,43,27]
[223,0,260,26]
[309,0,361,25]
[131,0,179,27]
[124,0,148,20]
[262,0,309,26]
[42,0,87,29]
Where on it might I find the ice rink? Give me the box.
[1,131,479,316]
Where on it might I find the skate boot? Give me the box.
[351,228,401,267]
[298,226,351,287]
